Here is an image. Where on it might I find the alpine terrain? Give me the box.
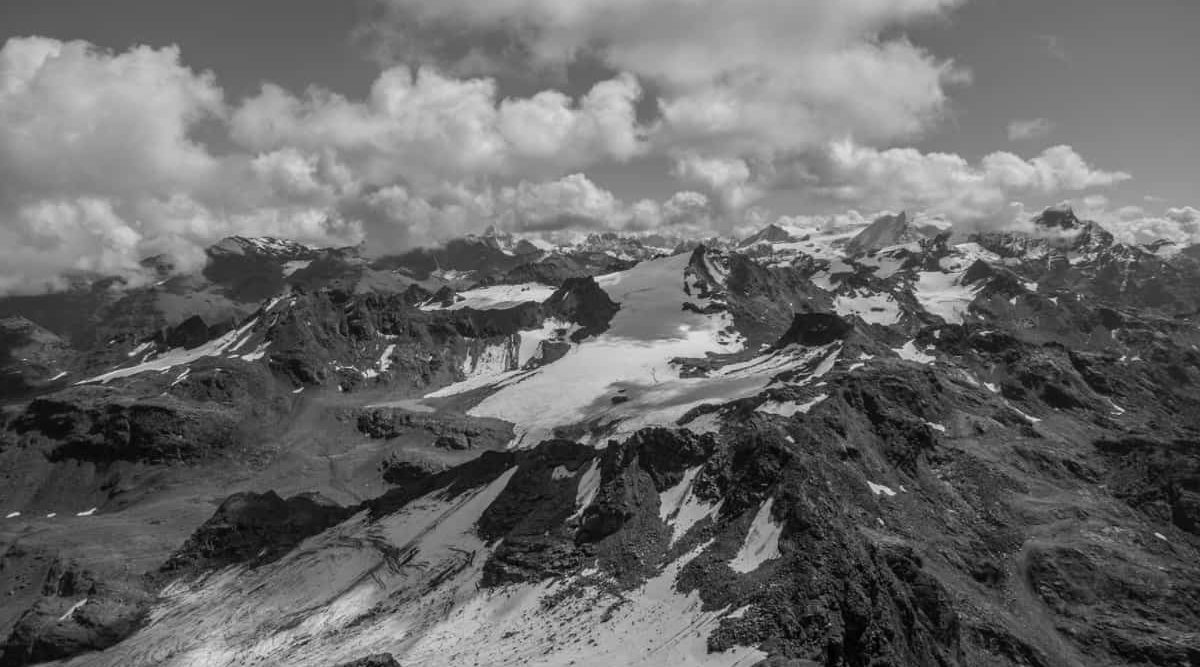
[1,208,1199,667]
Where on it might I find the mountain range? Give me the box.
[1,207,1198,666]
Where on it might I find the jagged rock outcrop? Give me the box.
[11,362,287,465]
[845,212,919,256]
[773,312,853,348]
[355,408,513,451]
[333,655,401,667]
[542,276,620,340]
[738,223,796,248]
[0,550,151,667]
[160,491,352,575]
[0,316,75,399]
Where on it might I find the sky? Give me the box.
[0,0,1197,292]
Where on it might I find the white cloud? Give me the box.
[356,173,718,250]
[0,37,363,294]
[365,0,969,164]
[0,22,1146,293]
[670,153,762,212]
[230,67,645,187]
[0,37,223,201]
[1091,204,1200,246]
[1007,118,1054,142]
[812,141,1130,228]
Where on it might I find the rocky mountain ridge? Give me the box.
[0,207,1198,666]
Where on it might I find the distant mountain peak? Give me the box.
[1034,204,1081,230]
[845,211,916,256]
[209,236,315,259]
[738,223,796,248]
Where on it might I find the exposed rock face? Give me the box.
[845,212,918,256]
[373,237,531,281]
[355,408,513,452]
[0,550,151,667]
[503,253,633,285]
[0,316,75,399]
[774,312,853,348]
[159,314,226,350]
[14,387,243,464]
[738,223,796,248]
[333,655,401,667]
[160,491,352,575]
[1034,204,1082,230]
[542,276,620,340]
[11,362,287,465]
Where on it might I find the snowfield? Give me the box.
[60,468,766,667]
[424,253,850,447]
[420,283,557,311]
[834,291,902,325]
[913,270,980,324]
[429,254,749,446]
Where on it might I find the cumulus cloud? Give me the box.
[0,37,363,293]
[0,9,1146,293]
[1007,118,1054,142]
[364,0,969,171]
[806,141,1129,228]
[1079,200,1200,246]
[354,173,715,251]
[231,68,645,187]
[0,36,651,293]
[670,153,762,212]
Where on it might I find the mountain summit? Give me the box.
[844,211,919,256]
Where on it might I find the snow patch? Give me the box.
[550,465,573,481]
[1006,402,1042,424]
[914,271,980,324]
[568,459,601,523]
[58,599,88,622]
[282,260,312,277]
[169,369,190,387]
[895,341,935,364]
[80,316,261,384]
[240,342,270,362]
[729,498,783,573]
[756,394,828,418]
[659,467,723,547]
[868,482,897,497]
[404,541,766,667]
[126,341,153,358]
[727,605,751,620]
